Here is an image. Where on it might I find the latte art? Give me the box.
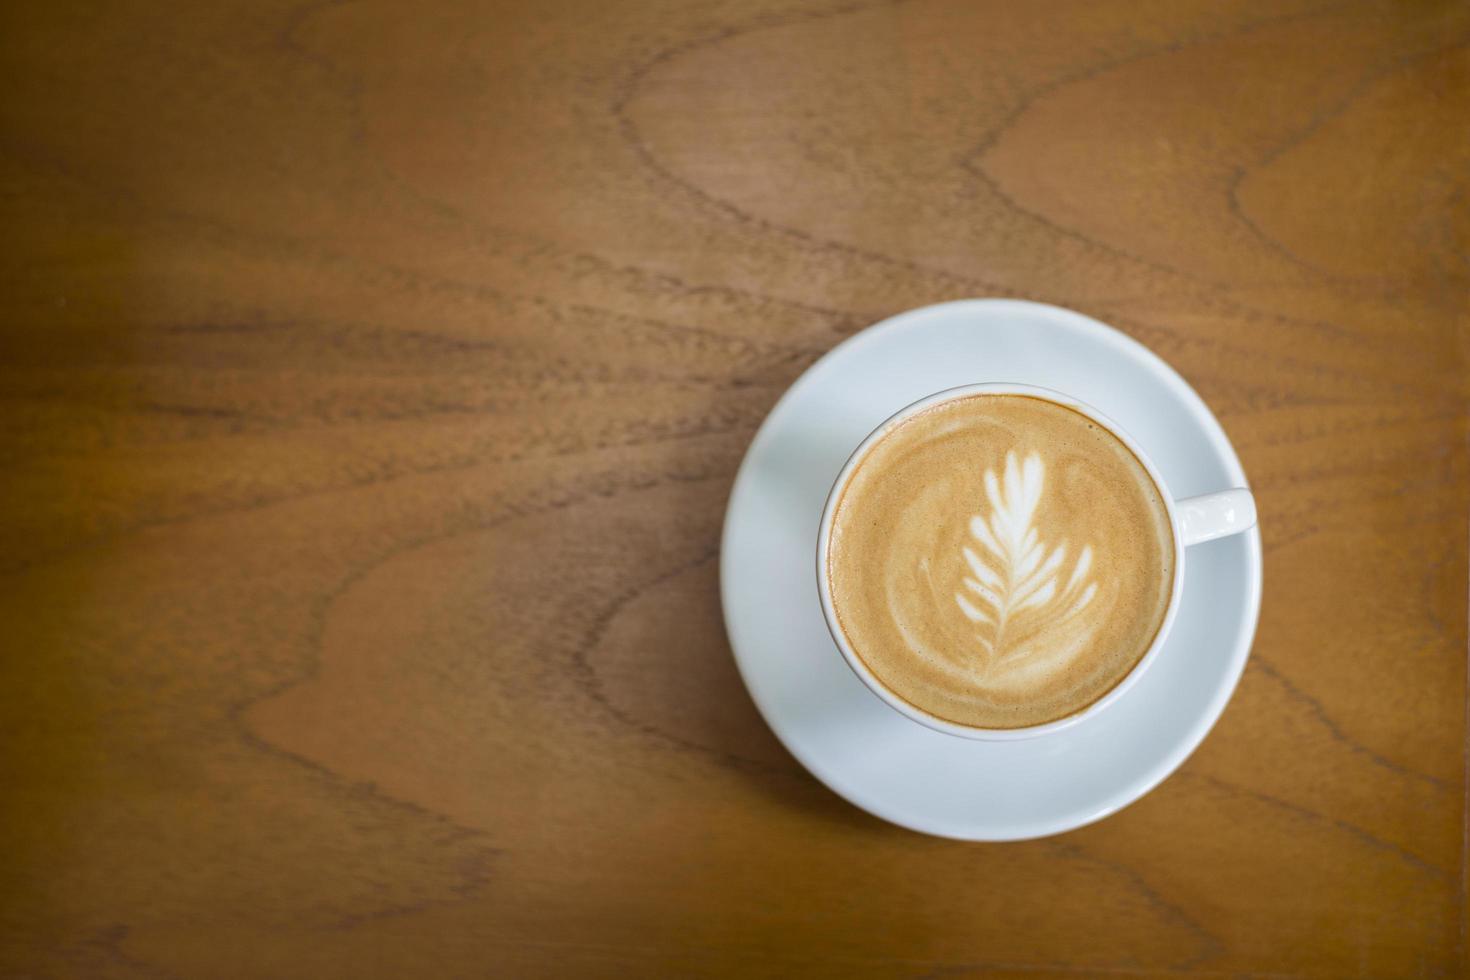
[826,394,1174,729]
[954,452,1098,673]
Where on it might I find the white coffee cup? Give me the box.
[816,382,1256,741]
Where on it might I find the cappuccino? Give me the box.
[825,394,1174,729]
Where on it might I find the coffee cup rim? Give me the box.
[815,382,1186,741]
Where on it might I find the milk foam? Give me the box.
[827,395,1174,729]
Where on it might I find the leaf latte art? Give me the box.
[953,452,1098,669]
[825,395,1175,729]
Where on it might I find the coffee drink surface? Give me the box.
[825,394,1175,729]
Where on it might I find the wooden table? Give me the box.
[3,0,1466,976]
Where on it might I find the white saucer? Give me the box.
[720,300,1262,840]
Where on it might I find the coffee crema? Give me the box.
[825,394,1175,729]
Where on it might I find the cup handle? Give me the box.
[1176,489,1256,547]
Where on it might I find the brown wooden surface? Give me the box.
[2,0,1467,976]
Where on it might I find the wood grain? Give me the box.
[2,0,1466,976]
